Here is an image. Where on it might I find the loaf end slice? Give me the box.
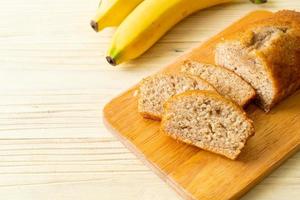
[161,90,254,160]
[181,60,256,106]
[138,73,216,120]
[215,10,300,111]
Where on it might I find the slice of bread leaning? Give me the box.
[215,10,300,112]
[181,60,256,107]
[138,73,216,120]
[161,90,254,160]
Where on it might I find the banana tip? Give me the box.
[90,20,98,32]
[106,56,117,66]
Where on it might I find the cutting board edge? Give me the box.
[232,143,300,200]
[102,116,197,200]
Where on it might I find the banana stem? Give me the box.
[250,0,267,4]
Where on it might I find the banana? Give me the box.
[90,0,143,32]
[106,0,232,65]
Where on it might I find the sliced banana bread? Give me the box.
[181,60,256,106]
[215,10,300,111]
[161,90,254,160]
[138,73,215,120]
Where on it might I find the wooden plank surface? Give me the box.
[0,0,299,199]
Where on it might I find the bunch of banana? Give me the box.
[91,0,267,66]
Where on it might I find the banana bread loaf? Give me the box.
[215,10,300,111]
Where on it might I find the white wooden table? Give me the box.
[0,0,299,199]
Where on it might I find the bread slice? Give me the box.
[161,90,254,160]
[138,73,216,120]
[215,10,300,111]
[181,60,256,106]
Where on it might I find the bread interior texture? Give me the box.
[138,74,214,119]
[182,61,255,106]
[163,92,254,159]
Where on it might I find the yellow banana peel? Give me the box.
[106,0,232,65]
[91,0,143,32]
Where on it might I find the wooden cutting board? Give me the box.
[103,10,300,200]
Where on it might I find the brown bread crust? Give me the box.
[245,10,300,110]
[139,112,161,121]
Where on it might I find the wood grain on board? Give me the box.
[103,10,300,200]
